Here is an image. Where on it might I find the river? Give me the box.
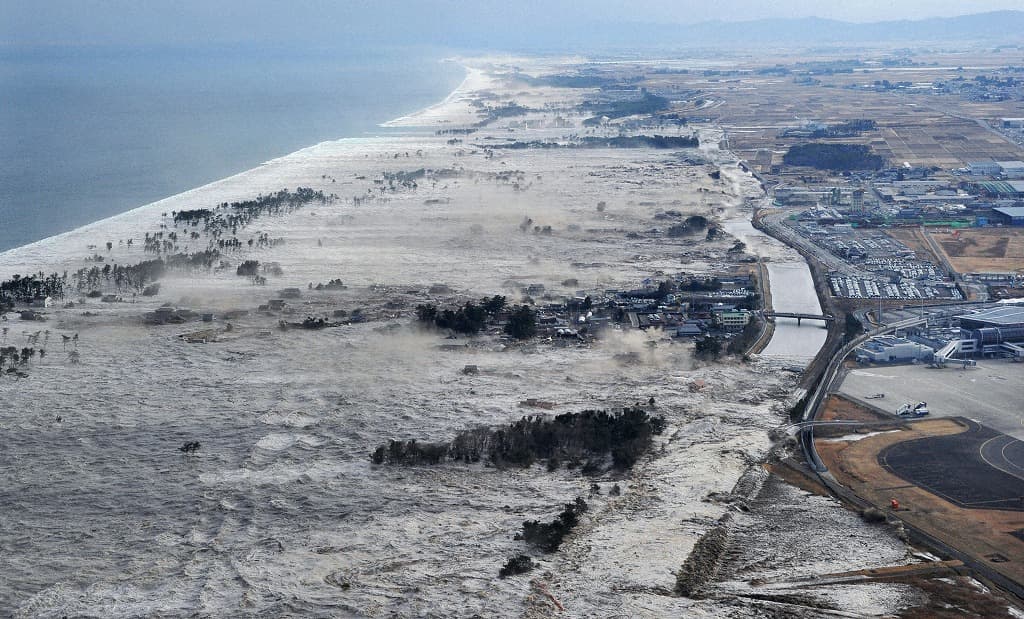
[722,215,828,363]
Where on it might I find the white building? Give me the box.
[855,335,934,363]
[716,309,752,331]
[968,161,1001,176]
[997,161,1024,179]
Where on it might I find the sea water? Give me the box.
[0,45,463,252]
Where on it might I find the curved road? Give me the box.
[800,314,928,471]
[980,434,1024,481]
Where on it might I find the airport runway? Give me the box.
[879,418,1024,511]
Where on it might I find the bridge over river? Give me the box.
[764,310,835,326]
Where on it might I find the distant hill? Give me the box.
[419,10,1024,52]
[668,11,1024,46]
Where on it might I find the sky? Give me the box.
[2,0,1023,48]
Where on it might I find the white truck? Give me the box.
[897,401,930,417]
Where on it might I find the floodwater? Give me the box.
[0,64,919,617]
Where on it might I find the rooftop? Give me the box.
[960,305,1024,327]
[994,206,1024,218]
[979,182,1024,195]
[872,335,913,347]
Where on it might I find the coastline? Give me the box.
[379,63,480,128]
[0,53,466,257]
[0,61,476,279]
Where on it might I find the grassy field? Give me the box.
[930,228,1024,274]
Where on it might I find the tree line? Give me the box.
[783,143,885,171]
[489,135,699,150]
[371,407,666,472]
[71,251,222,294]
[0,272,66,303]
[170,188,333,245]
[415,295,537,340]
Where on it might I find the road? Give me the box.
[760,211,873,278]
[799,314,928,470]
[979,433,1024,481]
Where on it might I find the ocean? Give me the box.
[0,45,464,252]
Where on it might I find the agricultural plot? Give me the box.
[931,228,1024,274]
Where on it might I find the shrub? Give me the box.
[417,295,517,337]
[861,507,887,523]
[504,305,537,340]
[522,498,588,552]
[236,260,260,277]
[415,303,437,323]
[695,336,722,360]
[498,555,535,578]
[173,209,213,224]
[844,312,863,339]
[371,407,666,472]
[370,439,449,465]
[666,223,693,237]
[685,215,709,229]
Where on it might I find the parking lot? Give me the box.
[829,273,962,300]
[839,359,1024,440]
[784,220,963,300]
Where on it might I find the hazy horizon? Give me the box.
[3,1,1023,49]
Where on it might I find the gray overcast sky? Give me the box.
[2,0,1022,46]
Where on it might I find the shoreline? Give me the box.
[379,63,476,128]
[0,60,471,261]
[0,135,431,281]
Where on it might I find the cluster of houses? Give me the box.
[528,274,757,341]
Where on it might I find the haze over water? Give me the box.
[0,46,463,252]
